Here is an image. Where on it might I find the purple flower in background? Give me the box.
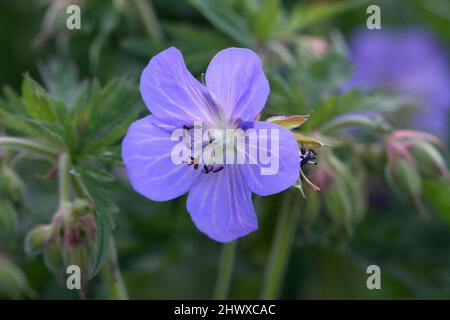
[122,47,300,242]
[343,28,450,138]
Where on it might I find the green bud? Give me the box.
[0,200,18,236]
[72,198,94,216]
[385,159,422,198]
[0,164,25,205]
[40,215,96,284]
[43,233,65,278]
[411,141,450,180]
[324,181,353,234]
[0,256,34,299]
[63,238,94,286]
[24,224,53,256]
[319,152,359,233]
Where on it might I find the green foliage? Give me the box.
[287,0,368,32]
[188,0,255,47]
[0,0,449,300]
[0,73,142,164]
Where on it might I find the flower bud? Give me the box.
[0,200,18,236]
[72,198,95,216]
[385,159,421,197]
[0,255,34,299]
[24,224,53,256]
[27,208,97,286]
[383,129,448,215]
[0,164,25,205]
[61,218,96,285]
[44,213,96,285]
[384,158,429,219]
[410,141,450,180]
[313,152,363,232]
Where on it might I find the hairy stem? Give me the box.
[0,137,59,157]
[213,241,237,300]
[102,238,129,300]
[71,174,129,300]
[261,191,299,299]
[58,153,71,209]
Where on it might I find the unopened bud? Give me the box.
[0,256,34,299]
[24,224,53,256]
[0,164,25,205]
[72,198,95,216]
[0,200,18,236]
[385,159,422,198]
[411,141,450,180]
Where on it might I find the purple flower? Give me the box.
[121,47,300,242]
[343,28,450,137]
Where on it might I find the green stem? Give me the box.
[213,241,237,299]
[71,174,129,300]
[0,137,59,157]
[58,153,71,209]
[132,0,164,42]
[261,191,299,299]
[102,238,129,300]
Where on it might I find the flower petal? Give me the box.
[140,47,214,126]
[122,115,201,201]
[240,121,300,196]
[205,48,269,122]
[187,166,257,242]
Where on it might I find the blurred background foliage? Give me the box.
[0,0,449,299]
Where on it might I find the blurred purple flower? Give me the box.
[343,28,450,137]
[121,47,300,242]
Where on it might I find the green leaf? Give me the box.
[319,113,392,134]
[250,0,284,40]
[21,74,56,122]
[188,0,255,47]
[120,37,167,59]
[287,0,367,32]
[423,179,450,223]
[86,169,116,183]
[304,90,413,130]
[90,210,112,279]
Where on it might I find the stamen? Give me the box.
[300,143,317,167]
[181,125,224,175]
[300,169,320,192]
[203,165,213,174]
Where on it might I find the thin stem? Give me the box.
[132,0,164,42]
[71,174,91,201]
[71,174,129,300]
[102,238,129,300]
[300,168,320,191]
[213,241,237,300]
[261,191,299,299]
[0,137,59,158]
[58,153,71,209]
